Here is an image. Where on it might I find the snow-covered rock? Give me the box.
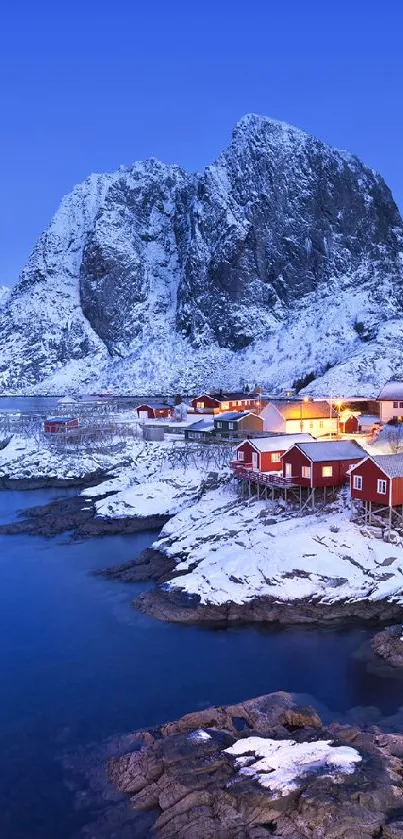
[224,736,361,795]
[1,114,403,395]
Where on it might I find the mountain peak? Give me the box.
[0,117,402,395]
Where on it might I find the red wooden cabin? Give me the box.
[44,416,79,433]
[232,434,315,472]
[191,392,262,415]
[350,454,403,507]
[281,440,365,488]
[135,404,173,420]
[339,414,359,434]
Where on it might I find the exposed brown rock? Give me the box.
[107,692,403,838]
[372,625,403,668]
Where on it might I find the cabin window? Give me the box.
[237,451,244,461]
[301,466,311,479]
[309,421,314,429]
[393,402,399,408]
[319,420,324,428]
[221,402,229,410]
[216,422,222,428]
[197,401,204,408]
[400,402,403,408]
[272,452,281,462]
[322,466,333,477]
[377,479,387,495]
[229,422,234,429]
[353,475,362,490]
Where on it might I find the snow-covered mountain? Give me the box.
[1,114,403,395]
[0,286,10,308]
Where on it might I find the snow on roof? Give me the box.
[211,392,259,401]
[186,420,215,432]
[240,433,315,453]
[269,400,335,420]
[358,414,381,426]
[45,416,77,422]
[224,736,361,794]
[369,454,403,479]
[377,381,403,401]
[289,440,365,462]
[216,411,254,421]
[136,403,173,410]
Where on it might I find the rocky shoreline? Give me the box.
[0,495,170,539]
[0,468,110,491]
[96,545,403,627]
[372,625,403,669]
[106,690,403,838]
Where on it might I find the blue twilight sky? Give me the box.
[1,0,402,287]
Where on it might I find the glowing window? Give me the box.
[322,466,333,477]
[272,452,281,462]
[301,466,311,479]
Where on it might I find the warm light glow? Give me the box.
[303,396,309,402]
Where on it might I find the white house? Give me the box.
[260,400,338,437]
[377,381,403,423]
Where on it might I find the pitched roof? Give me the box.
[268,400,336,420]
[215,411,253,421]
[242,433,316,453]
[211,392,259,402]
[367,454,403,479]
[377,381,403,401]
[358,414,381,426]
[186,419,215,431]
[45,416,77,423]
[288,440,365,462]
[136,403,173,410]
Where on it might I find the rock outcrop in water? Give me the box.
[372,625,403,668]
[107,691,403,839]
[1,115,403,394]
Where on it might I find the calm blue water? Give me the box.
[1,488,403,838]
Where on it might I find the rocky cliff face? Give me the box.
[1,114,403,394]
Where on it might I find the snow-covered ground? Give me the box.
[224,736,361,795]
[148,485,403,608]
[82,441,231,518]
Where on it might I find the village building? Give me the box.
[281,440,365,489]
[184,419,215,441]
[232,434,315,472]
[260,400,338,437]
[377,381,403,423]
[350,454,403,526]
[44,416,79,433]
[191,392,263,415]
[338,412,360,434]
[135,403,174,420]
[214,411,263,437]
[357,414,381,434]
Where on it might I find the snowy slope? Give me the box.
[0,286,9,308]
[1,114,403,395]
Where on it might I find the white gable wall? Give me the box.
[379,401,403,423]
[260,404,286,433]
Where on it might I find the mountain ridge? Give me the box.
[1,114,402,395]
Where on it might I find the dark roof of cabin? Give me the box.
[215,411,255,421]
[211,392,259,401]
